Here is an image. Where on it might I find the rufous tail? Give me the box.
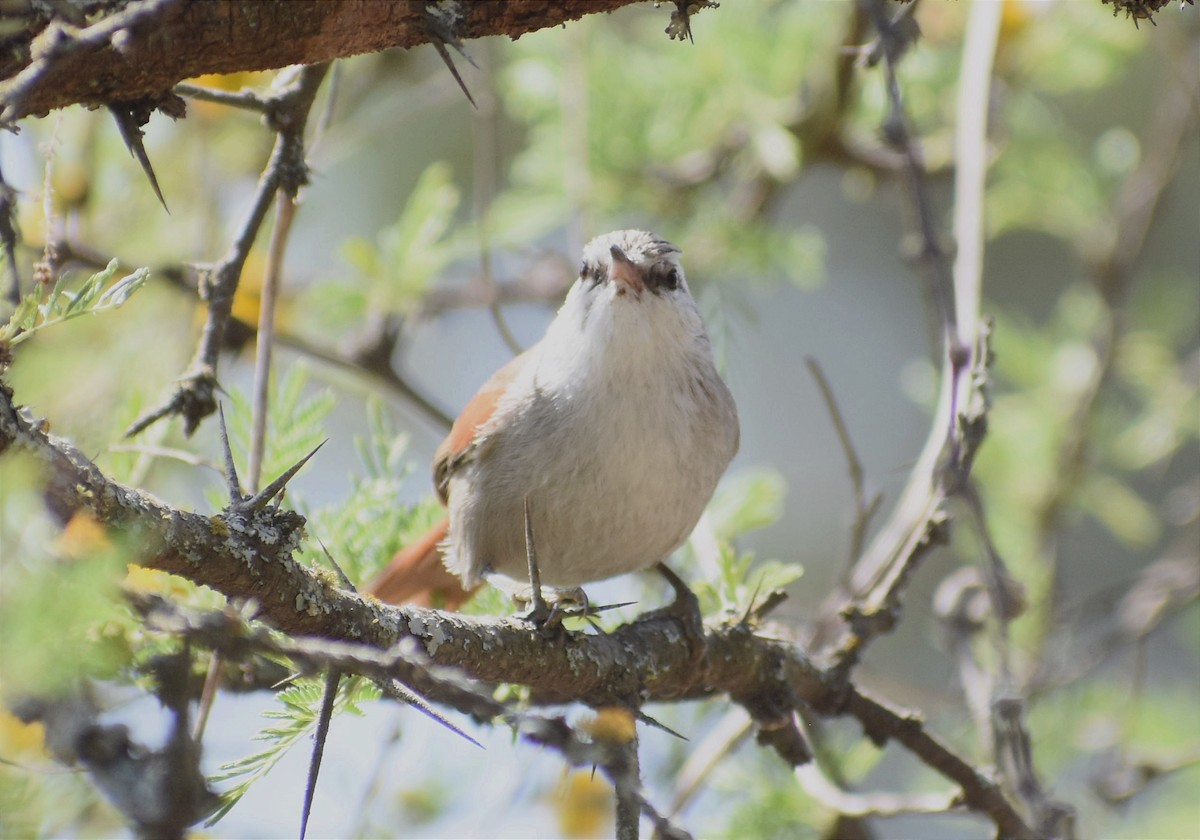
[365,517,475,609]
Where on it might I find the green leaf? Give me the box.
[207,675,380,825]
[0,260,150,348]
[708,468,787,540]
[215,363,334,505]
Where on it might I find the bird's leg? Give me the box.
[508,497,610,627]
[521,495,556,627]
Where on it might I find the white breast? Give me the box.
[443,280,739,589]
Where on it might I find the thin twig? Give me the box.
[108,443,219,473]
[614,725,641,840]
[173,82,270,112]
[275,329,452,430]
[247,192,296,493]
[795,762,959,819]
[1092,749,1200,806]
[805,357,881,572]
[669,707,753,816]
[843,687,1037,839]
[126,64,329,438]
[951,0,1001,348]
[191,652,224,743]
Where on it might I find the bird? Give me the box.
[366,230,740,612]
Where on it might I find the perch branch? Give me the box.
[0,378,1035,837]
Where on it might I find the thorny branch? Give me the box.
[13,649,218,840]
[805,357,882,576]
[0,377,1037,837]
[0,0,650,124]
[125,64,329,438]
[805,1,1076,835]
[2,1,1191,836]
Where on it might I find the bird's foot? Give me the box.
[513,584,589,630]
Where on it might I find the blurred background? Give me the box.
[1,1,1197,837]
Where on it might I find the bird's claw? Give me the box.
[517,585,589,630]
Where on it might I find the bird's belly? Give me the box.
[447,408,723,588]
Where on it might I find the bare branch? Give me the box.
[248,192,298,493]
[842,688,1037,839]
[127,64,329,438]
[805,356,882,571]
[0,0,648,124]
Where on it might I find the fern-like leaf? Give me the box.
[0,260,149,347]
[206,675,380,825]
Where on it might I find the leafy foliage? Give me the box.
[297,397,444,586]
[0,260,149,349]
[690,467,802,615]
[206,676,381,825]
[217,363,335,504]
[0,0,1196,837]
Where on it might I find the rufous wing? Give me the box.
[368,348,534,608]
[365,518,476,609]
[433,349,532,503]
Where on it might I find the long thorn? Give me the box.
[247,191,296,494]
[424,8,479,108]
[317,537,356,591]
[108,104,169,213]
[243,439,326,510]
[636,709,688,742]
[379,680,484,749]
[216,403,242,503]
[300,670,340,840]
[430,41,478,109]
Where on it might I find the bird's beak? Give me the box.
[609,245,643,294]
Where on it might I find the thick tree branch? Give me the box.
[0,0,646,124]
[0,377,1036,836]
[1,377,822,708]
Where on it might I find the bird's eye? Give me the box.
[648,263,680,292]
[580,261,605,287]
